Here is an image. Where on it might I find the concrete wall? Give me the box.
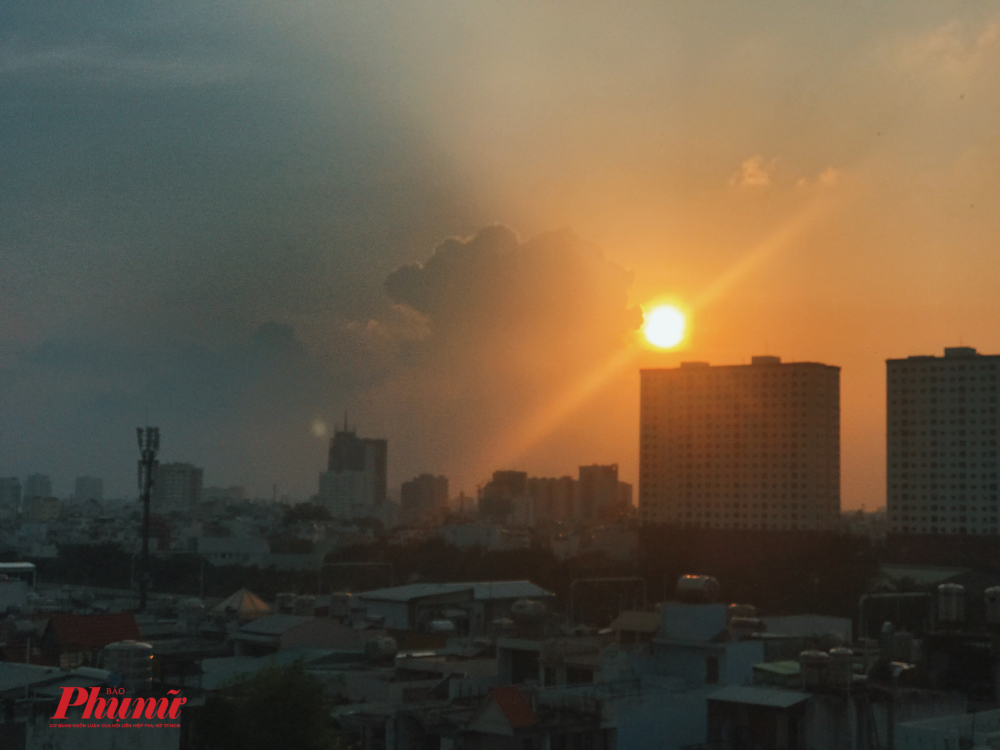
[360,599,410,630]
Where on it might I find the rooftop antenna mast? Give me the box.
[136,426,160,612]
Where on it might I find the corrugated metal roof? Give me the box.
[708,685,811,708]
[608,610,660,633]
[237,614,312,636]
[753,661,802,676]
[358,581,554,602]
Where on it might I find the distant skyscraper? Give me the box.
[318,424,388,519]
[73,477,104,504]
[479,471,528,520]
[23,474,52,500]
[152,463,203,508]
[400,474,449,522]
[578,464,625,520]
[0,478,21,508]
[887,347,999,536]
[527,476,577,522]
[640,356,840,530]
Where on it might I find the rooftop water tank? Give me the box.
[937,584,965,624]
[364,636,397,662]
[727,603,757,622]
[101,640,154,693]
[329,592,352,620]
[800,650,830,689]
[828,648,854,689]
[676,575,720,603]
[511,599,548,625]
[986,587,1000,626]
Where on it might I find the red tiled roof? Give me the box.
[48,613,142,651]
[489,686,537,729]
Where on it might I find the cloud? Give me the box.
[368,225,642,489]
[899,15,1000,77]
[0,43,248,87]
[731,156,775,188]
[797,166,841,189]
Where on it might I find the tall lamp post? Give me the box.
[137,427,160,612]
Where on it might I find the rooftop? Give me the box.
[357,581,554,603]
[709,685,811,709]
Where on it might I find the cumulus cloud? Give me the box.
[899,15,1000,77]
[362,225,642,489]
[731,156,775,188]
[797,166,841,189]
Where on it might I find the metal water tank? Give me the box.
[511,599,548,625]
[101,641,154,693]
[427,619,456,634]
[294,595,316,616]
[828,648,854,689]
[276,592,296,614]
[800,650,830,689]
[937,583,965,624]
[676,575,720,603]
[364,636,397,662]
[727,603,757,622]
[985,587,1000,625]
[329,592,352,620]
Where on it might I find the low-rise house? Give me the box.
[357,581,555,636]
[195,535,269,566]
[40,613,141,668]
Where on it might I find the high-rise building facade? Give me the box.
[153,463,203,508]
[0,478,21,509]
[640,356,840,530]
[887,347,999,535]
[319,427,388,519]
[401,474,449,522]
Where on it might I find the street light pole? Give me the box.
[137,427,160,613]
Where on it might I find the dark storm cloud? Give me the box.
[0,1,484,496]
[385,225,641,360]
[366,227,642,490]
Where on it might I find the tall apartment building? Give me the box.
[484,467,633,526]
[640,356,840,530]
[479,471,528,521]
[318,426,388,519]
[887,347,999,536]
[401,474,449,522]
[0,478,21,509]
[153,463,203,508]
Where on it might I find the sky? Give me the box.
[2,2,1000,507]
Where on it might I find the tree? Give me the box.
[191,662,340,750]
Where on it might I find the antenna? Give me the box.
[136,426,160,612]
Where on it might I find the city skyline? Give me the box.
[3,4,1000,507]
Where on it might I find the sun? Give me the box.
[643,305,686,349]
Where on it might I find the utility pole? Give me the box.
[137,427,160,612]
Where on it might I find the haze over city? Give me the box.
[3,2,1000,510]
